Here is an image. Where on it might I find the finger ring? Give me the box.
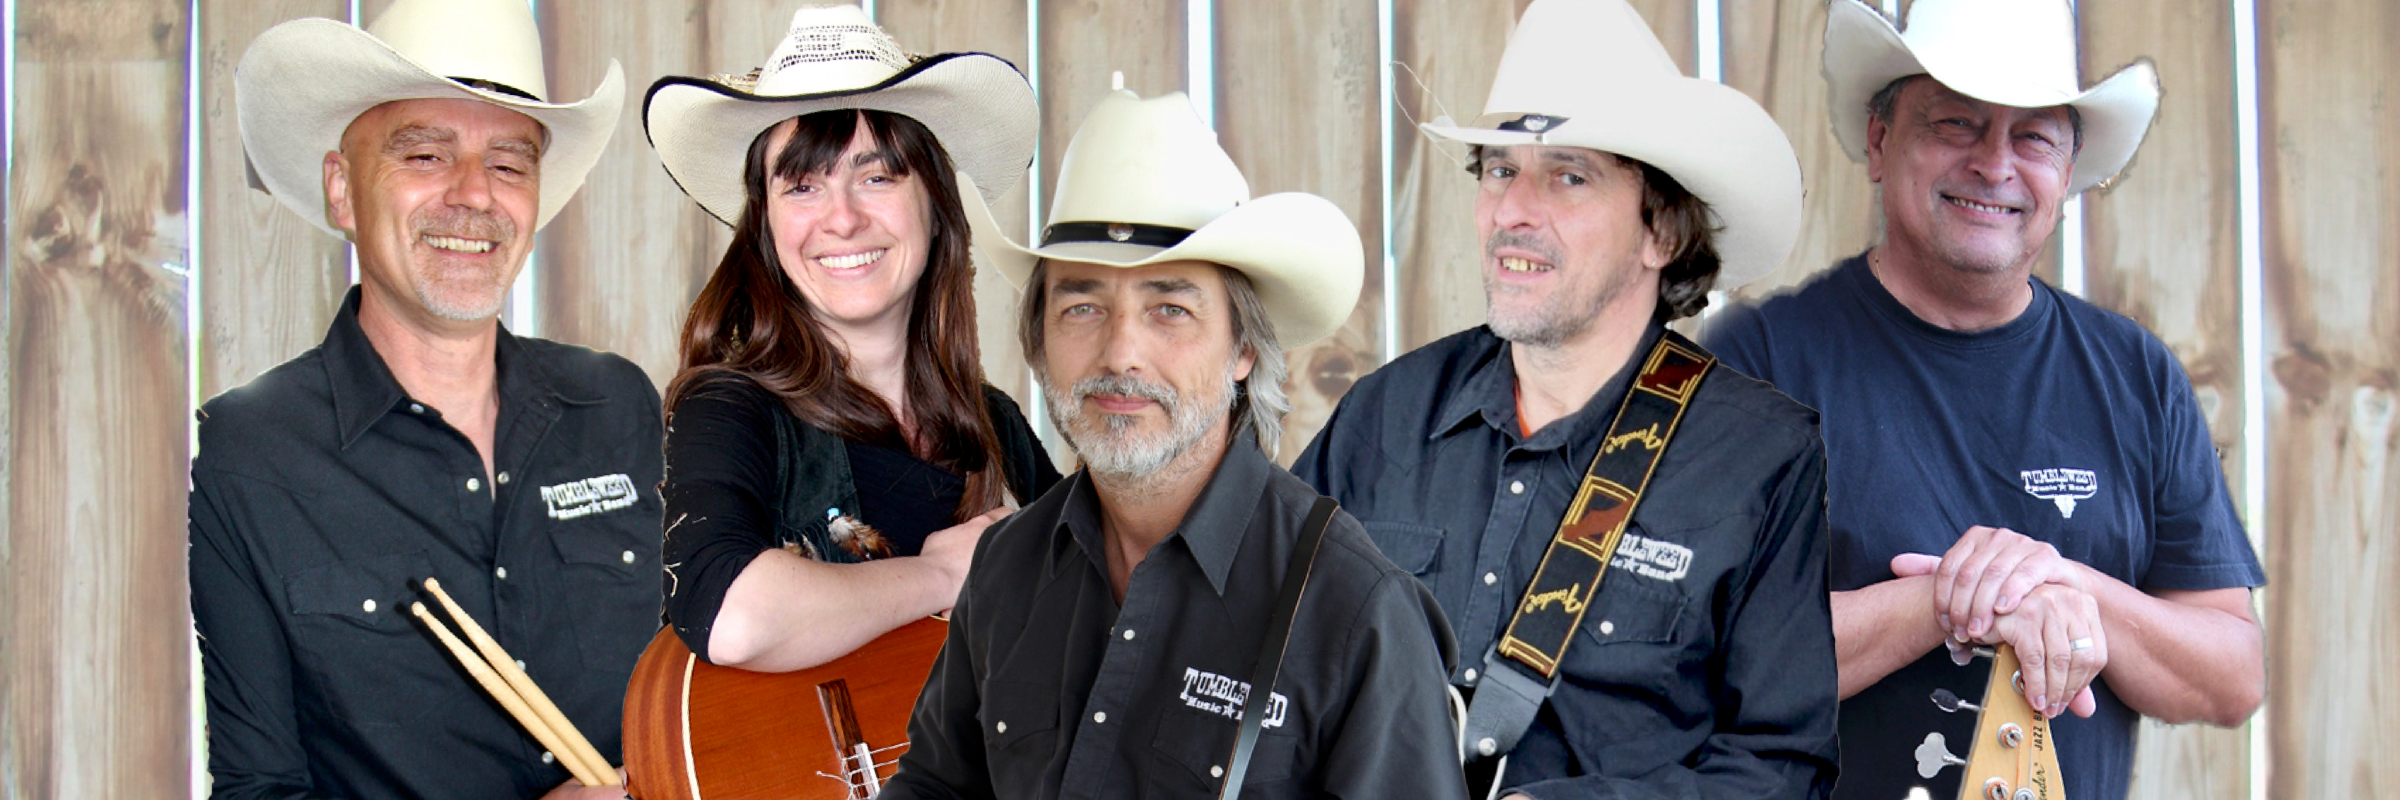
[2070,637,2095,652]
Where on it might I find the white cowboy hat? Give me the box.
[964,89,1364,349]
[1421,0,1802,289]
[1823,0,2160,194]
[235,0,625,238]
[644,4,1038,226]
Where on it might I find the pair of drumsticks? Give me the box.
[412,578,621,787]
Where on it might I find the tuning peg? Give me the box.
[1914,732,1968,779]
[1930,688,1983,714]
[1943,640,2000,666]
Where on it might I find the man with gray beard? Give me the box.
[881,89,1467,800]
[1293,1,1839,797]
[189,1,658,797]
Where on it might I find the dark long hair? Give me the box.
[667,109,1006,521]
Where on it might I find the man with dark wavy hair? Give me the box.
[1295,0,1840,797]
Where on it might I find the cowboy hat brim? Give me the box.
[1823,0,2160,194]
[644,53,1038,227]
[236,18,624,239]
[963,181,1365,349]
[1423,75,1804,290]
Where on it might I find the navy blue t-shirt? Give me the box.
[1703,253,2264,800]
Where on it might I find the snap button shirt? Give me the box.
[1292,324,1840,798]
[881,435,1470,800]
[189,287,665,799]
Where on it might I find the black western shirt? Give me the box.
[189,287,665,799]
[881,433,1471,800]
[1293,325,1840,799]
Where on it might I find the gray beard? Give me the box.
[1044,363,1238,493]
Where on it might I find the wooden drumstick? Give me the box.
[422,578,619,786]
[411,602,604,787]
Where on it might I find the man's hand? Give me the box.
[541,768,630,800]
[1897,555,2103,718]
[1921,526,2087,643]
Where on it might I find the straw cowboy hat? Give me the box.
[1824,0,2160,194]
[964,88,1365,349]
[644,4,1039,226]
[236,0,625,238]
[1422,0,1802,288]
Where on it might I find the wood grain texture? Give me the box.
[878,0,1037,411]
[1213,0,1382,462]
[1389,0,1696,351]
[2260,0,2400,797]
[537,0,720,387]
[197,2,351,399]
[5,2,192,796]
[2078,5,2252,797]
[1391,0,1514,351]
[1720,0,1879,299]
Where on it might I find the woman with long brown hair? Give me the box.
[644,7,1052,671]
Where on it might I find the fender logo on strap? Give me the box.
[1496,333,1713,679]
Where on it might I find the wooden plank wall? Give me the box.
[2260,0,2400,797]
[24,0,2396,794]
[3,1,191,797]
[1214,0,1383,459]
[2079,2,2251,798]
[196,3,351,400]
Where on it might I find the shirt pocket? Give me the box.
[1360,520,1444,576]
[979,679,1062,790]
[1149,705,1299,796]
[1565,576,1689,683]
[282,549,436,635]
[281,550,438,726]
[547,510,662,670]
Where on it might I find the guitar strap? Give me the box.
[1217,496,1339,800]
[1461,331,1715,768]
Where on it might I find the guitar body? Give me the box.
[623,617,949,800]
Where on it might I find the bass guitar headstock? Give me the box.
[1911,644,2065,800]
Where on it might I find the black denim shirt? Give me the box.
[882,433,1470,800]
[1293,325,1839,799]
[189,287,664,799]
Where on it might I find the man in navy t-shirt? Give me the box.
[1704,2,2266,800]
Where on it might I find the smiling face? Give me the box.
[1473,145,1668,348]
[761,116,935,343]
[1867,78,2077,276]
[328,98,543,323]
[1036,259,1254,481]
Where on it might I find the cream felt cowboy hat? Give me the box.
[1422,0,1802,289]
[235,0,625,238]
[964,88,1364,349]
[1824,0,2160,194]
[644,4,1038,226]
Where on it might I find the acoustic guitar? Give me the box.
[622,617,949,800]
[1890,644,2066,800]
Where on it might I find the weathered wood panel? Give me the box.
[4,2,193,797]
[878,0,1036,411]
[1391,0,1515,351]
[1390,0,1695,351]
[1720,0,1879,299]
[1036,0,1184,210]
[2079,4,2251,797]
[197,2,351,399]
[537,0,720,387]
[1214,0,1385,461]
[2260,0,2400,797]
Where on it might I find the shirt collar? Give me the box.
[1429,323,1666,453]
[321,285,587,450]
[1053,430,1274,597]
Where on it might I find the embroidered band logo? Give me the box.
[2021,468,2097,519]
[540,474,638,520]
[1610,533,1692,582]
[1179,668,1287,729]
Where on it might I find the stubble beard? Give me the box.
[1483,231,1632,348]
[410,206,519,322]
